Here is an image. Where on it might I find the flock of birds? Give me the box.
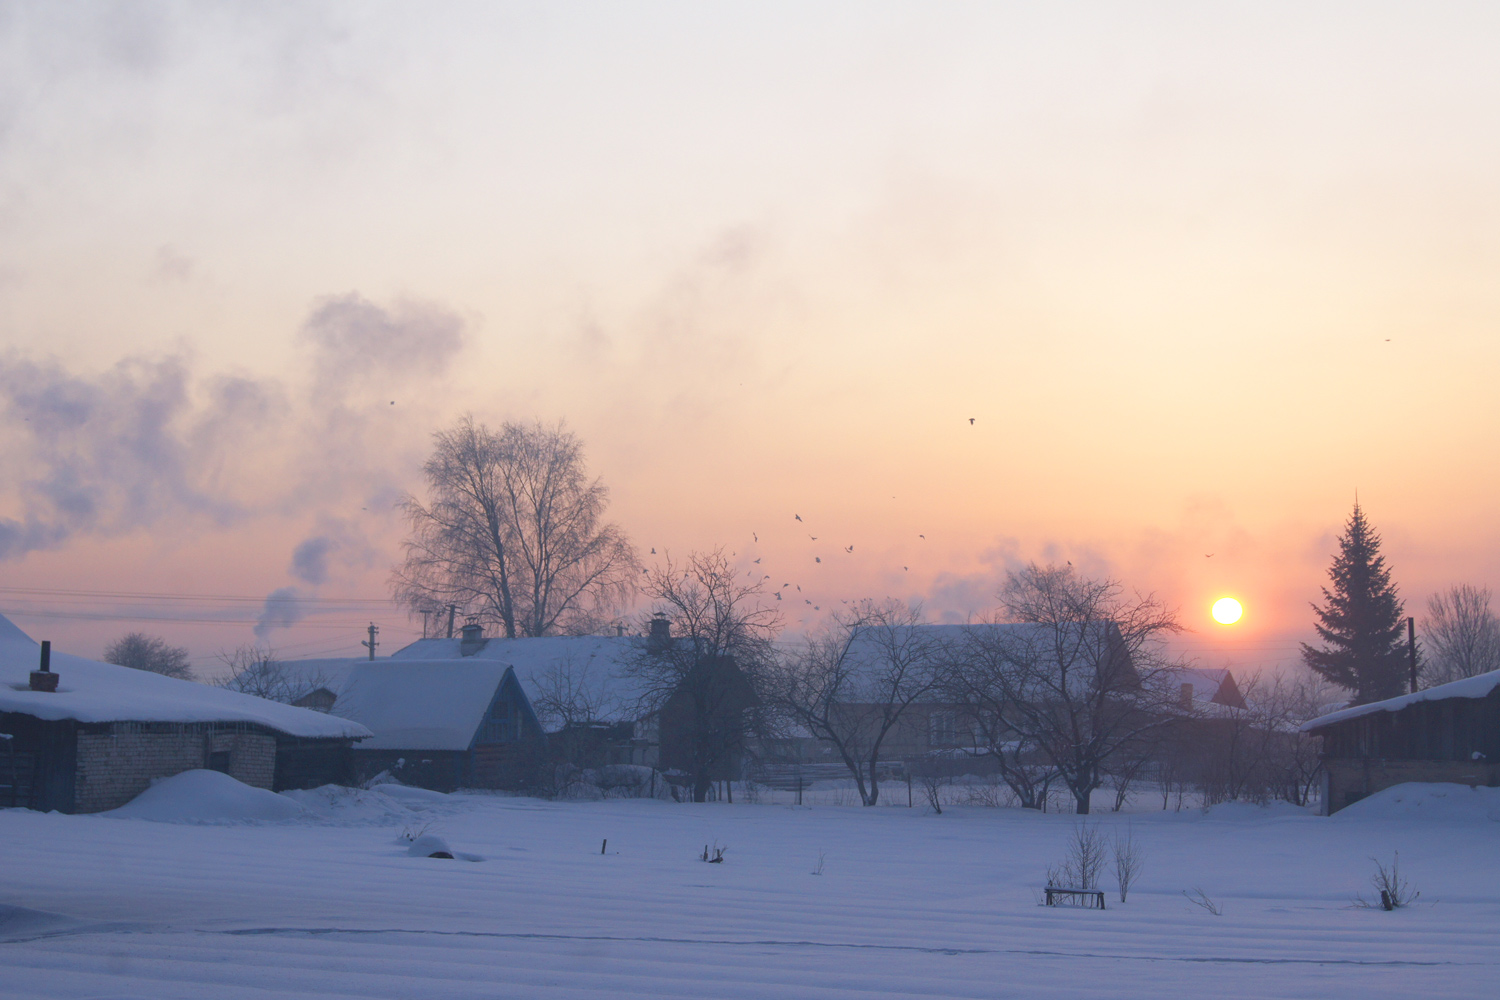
[643,416,982,623]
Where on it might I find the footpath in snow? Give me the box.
[2,777,1497,1000]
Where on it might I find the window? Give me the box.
[928,711,957,748]
[478,702,515,744]
[208,750,231,774]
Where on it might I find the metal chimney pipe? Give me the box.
[39,640,51,672]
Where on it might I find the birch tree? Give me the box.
[394,416,637,638]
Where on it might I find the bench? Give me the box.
[1044,886,1106,909]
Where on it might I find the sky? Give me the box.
[2,2,1499,675]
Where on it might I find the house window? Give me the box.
[478,703,515,744]
[928,711,957,747]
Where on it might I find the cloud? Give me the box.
[0,291,468,566]
[0,352,256,559]
[301,292,464,391]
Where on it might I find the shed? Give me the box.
[0,614,370,813]
[1301,669,1500,814]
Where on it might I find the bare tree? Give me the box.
[394,416,638,639]
[213,646,318,703]
[945,645,1058,809]
[1421,584,1500,686]
[1112,827,1144,903]
[530,655,622,732]
[966,563,1183,815]
[770,600,944,807]
[628,549,782,802]
[103,632,194,681]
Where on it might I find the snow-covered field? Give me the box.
[3,777,1497,999]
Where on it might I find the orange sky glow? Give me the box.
[2,3,1498,676]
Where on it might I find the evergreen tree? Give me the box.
[1301,503,1408,704]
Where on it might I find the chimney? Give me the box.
[459,619,487,657]
[30,640,59,692]
[615,622,625,638]
[647,613,671,654]
[1179,682,1194,710]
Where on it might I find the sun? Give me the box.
[1211,597,1243,625]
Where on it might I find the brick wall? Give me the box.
[1323,757,1500,815]
[74,726,277,813]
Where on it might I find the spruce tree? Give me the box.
[1301,502,1408,704]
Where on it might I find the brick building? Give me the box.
[0,614,370,813]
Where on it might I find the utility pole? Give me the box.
[362,622,380,661]
[1408,616,1418,694]
[420,609,434,639]
[446,604,459,639]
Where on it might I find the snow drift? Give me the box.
[105,769,307,824]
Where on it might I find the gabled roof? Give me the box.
[0,614,370,741]
[330,659,517,750]
[1169,667,1248,710]
[390,635,652,720]
[1300,668,1500,732]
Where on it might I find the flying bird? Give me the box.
[815,556,821,563]
[845,545,853,553]
[795,514,802,521]
[775,592,782,600]
[1205,553,1214,558]
[919,534,925,540]
[754,558,761,564]
[810,535,818,541]
[650,548,656,554]
[969,418,974,425]
[903,566,909,571]
[753,532,758,542]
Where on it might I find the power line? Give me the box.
[0,585,399,606]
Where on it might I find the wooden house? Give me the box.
[1301,669,1500,814]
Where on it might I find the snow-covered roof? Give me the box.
[330,660,514,750]
[1300,669,1500,732]
[0,614,370,741]
[276,658,362,699]
[391,635,652,719]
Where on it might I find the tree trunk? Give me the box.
[1074,789,1091,814]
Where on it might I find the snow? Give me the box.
[390,634,653,720]
[1333,782,1500,823]
[2,782,1496,999]
[0,615,370,741]
[330,660,514,750]
[1301,668,1500,730]
[103,770,308,824]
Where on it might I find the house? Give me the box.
[0,613,370,813]
[1169,667,1248,711]
[1301,668,1500,814]
[331,657,547,791]
[274,622,651,790]
[279,618,772,792]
